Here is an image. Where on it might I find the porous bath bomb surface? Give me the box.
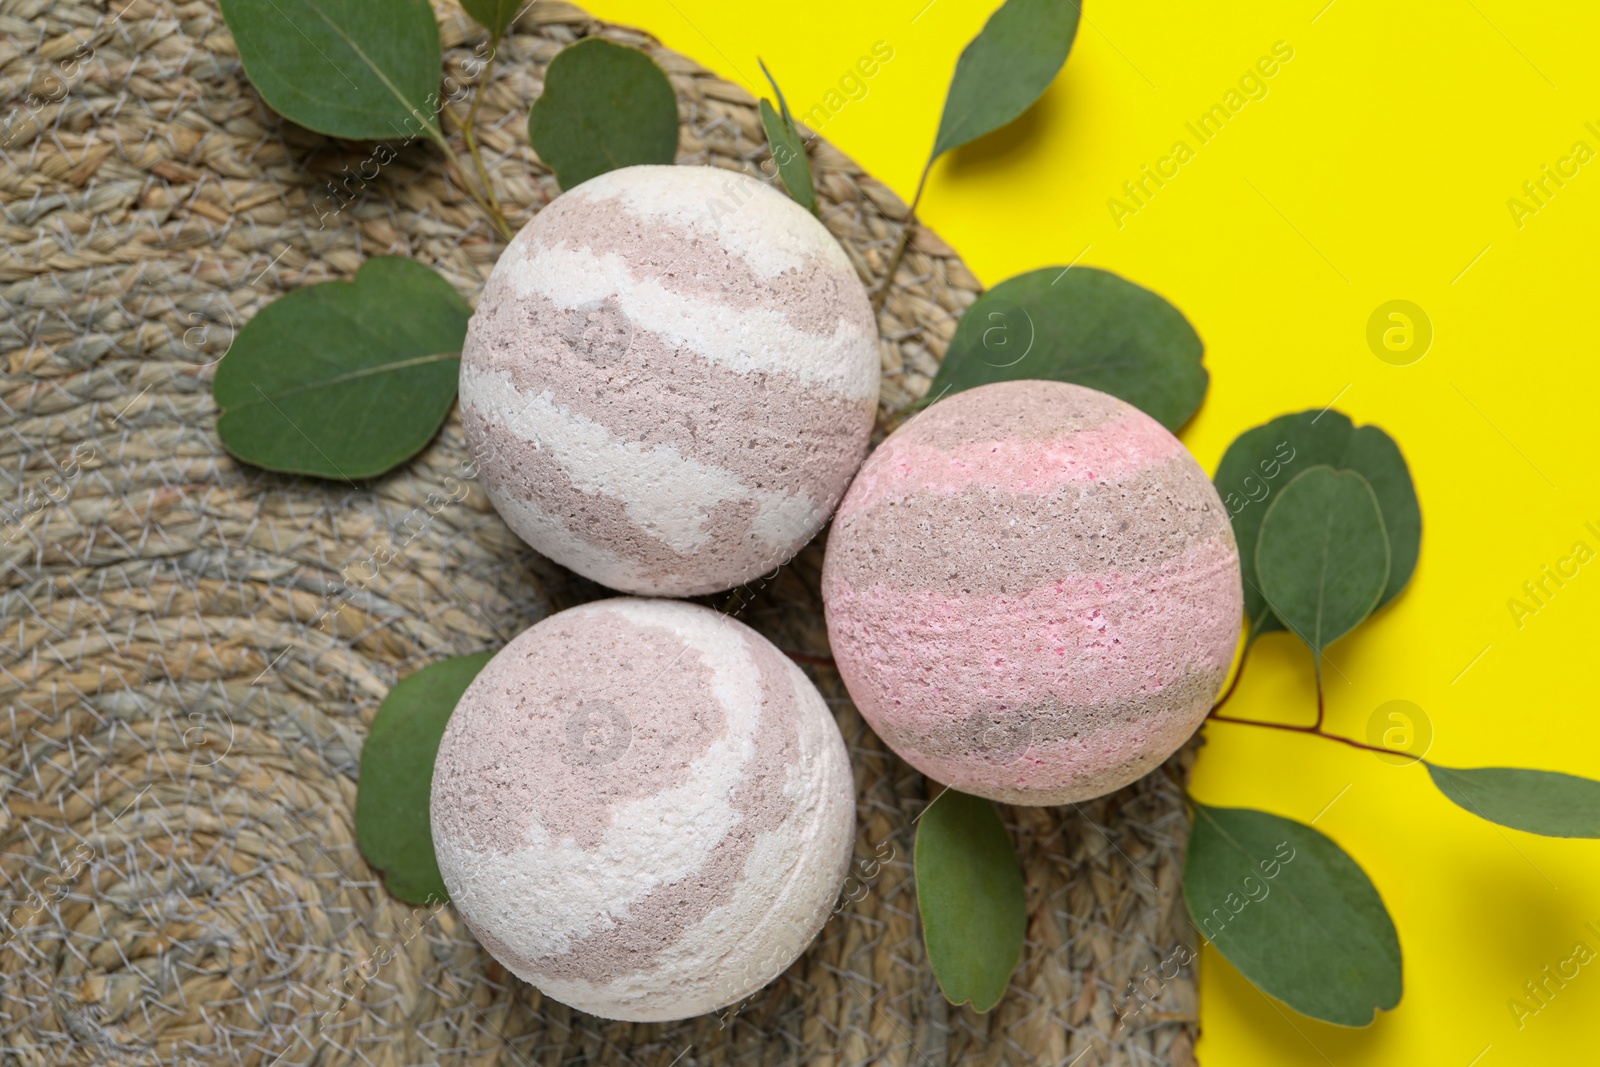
[461,164,880,597]
[429,598,855,1022]
[822,380,1241,805]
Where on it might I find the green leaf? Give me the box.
[931,0,1081,161]
[915,790,1026,1013]
[1426,764,1600,838]
[1214,410,1421,635]
[458,0,517,39]
[218,0,442,141]
[1255,466,1390,657]
[1184,803,1402,1026]
[527,37,679,191]
[758,58,816,214]
[213,257,471,481]
[357,653,492,904]
[930,267,1207,431]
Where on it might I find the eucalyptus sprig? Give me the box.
[870,0,1081,309]
[456,0,522,219]
[219,0,516,237]
[1186,410,1600,1024]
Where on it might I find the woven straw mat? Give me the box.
[0,1,1202,1064]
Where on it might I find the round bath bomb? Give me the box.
[429,598,855,1022]
[822,380,1241,805]
[460,164,880,597]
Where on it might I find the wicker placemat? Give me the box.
[0,2,1200,1063]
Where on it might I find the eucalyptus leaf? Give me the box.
[758,58,816,214]
[458,0,518,39]
[931,267,1207,431]
[218,0,442,141]
[915,790,1025,1013]
[1255,466,1390,658]
[931,0,1081,161]
[357,653,492,904]
[1426,764,1600,838]
[528,37,678,191]
[1214,410,1420,635]
[1185,803,1402,1026]
[214,257,471,481]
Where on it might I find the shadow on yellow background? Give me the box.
[581,2,1600,1063]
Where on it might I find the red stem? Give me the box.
[1205,632,1410,760]
[1208,645,1249,716]
[870,162,930,313]
[1206,712,1405,759]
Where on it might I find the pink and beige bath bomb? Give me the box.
[460,164,880,597]
[429,598,855,1022]
[822,380,1242,805]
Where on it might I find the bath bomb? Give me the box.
[429,598,855,1022]
[461,164,880,597]
[822,380,1241,805]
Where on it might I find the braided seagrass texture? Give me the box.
[0,0,1201,1063]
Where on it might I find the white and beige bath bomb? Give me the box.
[461,164,880,597]
[429,598,856,1022]
[822,381,1242,806]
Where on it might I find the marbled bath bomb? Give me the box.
[430,598,856,1022]
[822,380,1242,805]
[461,164,880,597]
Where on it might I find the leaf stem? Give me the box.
[1207,713,1409,761]
[462,36,505,219]
[424,123,514,240]
[1313,665,1326,731]
[870,161,931,313]
[1205,630,1398,756]
[1207,632,1258,716]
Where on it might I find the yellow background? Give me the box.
[580,1,1600,1062]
